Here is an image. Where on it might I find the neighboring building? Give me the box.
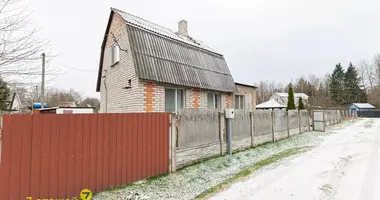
[38,107,95,114]
[96,8,256,113]
[256,99,286,110]
[348,103,375,112]
[269,92,309,107]
[0,92,24,114]
[234,83,257,111]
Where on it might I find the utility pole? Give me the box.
[41,53,45,109]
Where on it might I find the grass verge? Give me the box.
[194,147,311,199]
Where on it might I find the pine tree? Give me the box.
[298,97,305,110]
[344,63,366,104]
[0,76,10,110]
[287,86,296,110]
[330,63,345,105]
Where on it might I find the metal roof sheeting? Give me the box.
[113,8,216,53]
[351,103,375,109]
[256,99,286,109]
[126,22,235,92]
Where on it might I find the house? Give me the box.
[269,92,309,107]
[234,83,257,111]
[348,103,375,112]
[96,8,256,113]
[256,99,286,110]
[0,92,24,114]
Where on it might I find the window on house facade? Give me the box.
[235,95,245,109]
[207,92,221,110]
[165,88,184,113]
[111,43,120,65]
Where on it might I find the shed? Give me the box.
[348,103,376,112]
[256,99,286,110]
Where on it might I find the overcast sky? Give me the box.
[26,0,380,97]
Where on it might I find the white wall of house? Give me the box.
[99,12,142,113]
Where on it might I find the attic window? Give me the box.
[111,43,120,65]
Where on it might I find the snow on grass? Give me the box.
[94,121,353,200]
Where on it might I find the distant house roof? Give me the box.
[273,92,309,99]
[235,82,258,88]
[96,8,235,93]
[256,99,286,109]
[350,103,375,109]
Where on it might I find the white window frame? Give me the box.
[165,88,185,113]
[111,43,120,65]
[207,92,221,110]
[235,94,245,110]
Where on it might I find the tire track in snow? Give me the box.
[358,119,379,200]
[317,155,352,200]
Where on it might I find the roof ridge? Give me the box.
[111,7,174,33]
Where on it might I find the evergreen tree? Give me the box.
[0,76,10,110]
[287,86,296,110]
[330,63,345,105]
[298,97,305,110]
[344,63,366,104]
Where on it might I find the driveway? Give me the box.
[210,118,380,200]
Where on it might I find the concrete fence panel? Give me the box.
[288,110,299,135]
[232,110,251,139]
[254,110,272,136]
[177,109,220,149]
[300,110,309,132]
[274,110,288,141]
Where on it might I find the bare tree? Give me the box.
[0,0,50,84]
[80,97,100,112]
[373,54,380,86]
[45,88,83,107]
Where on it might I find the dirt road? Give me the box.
[210,118,380,200]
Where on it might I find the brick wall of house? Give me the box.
[235,85,257,111]
[185,88,208,109]
[221,93,234,110]
[99,13,143,113]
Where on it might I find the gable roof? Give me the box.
[351,103,375,109]
[256,99,286,109]
[96,8,235,92]
[273,92,309,99]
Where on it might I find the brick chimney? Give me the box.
[178,20,188,37]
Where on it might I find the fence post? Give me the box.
[219,112,224,155]
[250,112,255,147]
[271,111,275,142]
[298,110,301,134]
[308,110,311,131]
[287,111,290,138]
[169,114,177,172]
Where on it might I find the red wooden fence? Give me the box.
[0,113,170,199]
